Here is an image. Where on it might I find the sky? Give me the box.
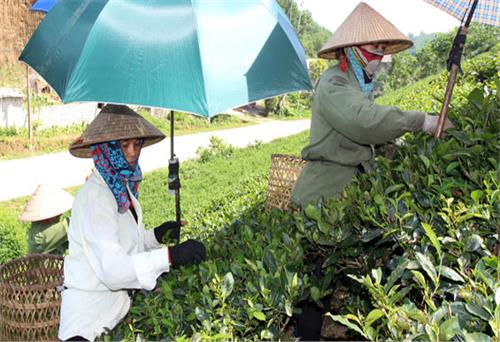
[302,0,461,35]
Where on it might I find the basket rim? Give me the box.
[0,254,64,291]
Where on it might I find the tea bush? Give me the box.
[0,206,28,264]
[310,54,499,339]
[115,48,498,340]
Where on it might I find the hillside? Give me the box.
[0,0,42,64]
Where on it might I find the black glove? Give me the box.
[154,221,181,243]
[168,239,206,268]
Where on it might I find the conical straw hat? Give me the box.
[318,2,413,59]
[20,184,74,222]
[69,104,166,158]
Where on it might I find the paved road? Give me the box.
[0,119,309,202]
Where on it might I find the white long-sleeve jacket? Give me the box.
[59,171,170,341]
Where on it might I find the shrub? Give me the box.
[0,207,28,264]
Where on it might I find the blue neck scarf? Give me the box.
[347,48,374,97]
[90,140,143,213]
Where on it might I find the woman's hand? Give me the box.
[422,114,454,135]
[154,220,187,243]
[168,239,206,268]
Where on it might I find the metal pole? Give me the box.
[170,110,174,159]
[169,110,181,223]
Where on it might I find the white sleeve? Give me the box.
[77,191,170,291]
[144,228,162,250]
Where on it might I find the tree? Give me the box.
[378,24,499,93]
[276,0,332,57]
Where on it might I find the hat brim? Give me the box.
[70,135,165,158]
[69,104,166,158]
[318,39,413,59]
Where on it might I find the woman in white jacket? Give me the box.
[59,104,206,341]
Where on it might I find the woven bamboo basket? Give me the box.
[0,254,64,341]
[266,154,306,212]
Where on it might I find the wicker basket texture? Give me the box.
[265,154,306,212]
[0,254,64,341]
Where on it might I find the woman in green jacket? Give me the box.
[292,2,453,208]
[20,183,74,255]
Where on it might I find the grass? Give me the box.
[0,130,309,263]
[139,131,308,228]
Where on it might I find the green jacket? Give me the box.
[292,64,425,207]
[28,217,69,255]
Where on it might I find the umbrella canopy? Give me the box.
[20,0,312,117]
[422,0,499,27]
[30,0,58,13]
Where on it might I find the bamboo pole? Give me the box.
[435,63,459,138]
[435,0,478,138]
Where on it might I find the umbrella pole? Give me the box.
[435,0,478,138]
[168,110,181,224]
[170,110,174,159]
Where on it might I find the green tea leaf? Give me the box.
[310,286,321,302]
[365,309,384,328]
[421,223,441,257]
[416,252,438,285]
[327,314,367,338]
[384,184,405,196]
[437,265,464,282]
[471,190,484,203]
[446,161,460,173]
[291,272,299,289]
[463,332,491,342]
[465,234,483,252]
[304,205,321,221]
[385,258,409,292]
[253,310,266,321]
[425,324,438,341]
[439,318,460,341]
[466,303,490,321]
[371,268,382,285]
[491,304,500,334]
[467,87,484,110]
[260,329,274,340]
[411,270,427,289]
[420,155,431,169]
[285,300,293,317]
[221,272,234,298]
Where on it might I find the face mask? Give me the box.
[359,48,384,77]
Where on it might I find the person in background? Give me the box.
[292,2,453,209]
[20,183,74,255]
[291,2,453,340]
[59,104,206,341]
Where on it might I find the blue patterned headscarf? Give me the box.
[346,48,374,97]
[90,140,143,213]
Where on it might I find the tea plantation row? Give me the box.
[114,47,498,340]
